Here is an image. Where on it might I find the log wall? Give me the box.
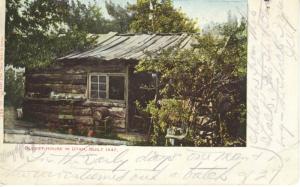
[23,60,128,134]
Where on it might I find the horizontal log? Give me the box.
[83,100,126,108]
[23,98,126,110]
[23,98,87,106]
[23,103,93,116]
[109,107,125,112]
[23,111,59,123]
[26,83,86,94]
[65,66,126,74]
[26,74,87,85]
[23,99,126,115]
[24,111,94,125]
[74,108,92,116]
[23,102,125,114]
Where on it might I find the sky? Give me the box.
[85,0,247,28]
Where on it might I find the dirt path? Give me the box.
[4,106,36,130]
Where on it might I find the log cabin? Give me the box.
[23,32,196,136]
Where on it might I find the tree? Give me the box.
[128,0,199,33]
[5,0,108,69]
[6,0,66,68]
[105,1,133,33]
[136,17,247,146]
[67,0,114,34]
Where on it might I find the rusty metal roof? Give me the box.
[58,32,197,61]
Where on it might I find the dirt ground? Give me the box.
[4,106,83,144]
[4,106,36,130]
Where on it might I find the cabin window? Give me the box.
[90,75,107,99]
[89,74,125,101]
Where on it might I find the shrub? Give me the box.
[146,99,190,146]
[4,67,25,108]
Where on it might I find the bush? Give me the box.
[4,67,25,108]
[146,99,191,146]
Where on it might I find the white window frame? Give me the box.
[88,73,126,103]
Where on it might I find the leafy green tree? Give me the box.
[6,0,67,68]
[146,99,190,145]
[137,17,247,146]
[105,0,133,33]
[67,0,113,34]
[5,0,108,69]
[128,0,199,33]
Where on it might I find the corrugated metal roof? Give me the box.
[58,32,197,61]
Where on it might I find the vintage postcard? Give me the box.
[0,0,299,185]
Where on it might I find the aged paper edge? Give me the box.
[0,0,299,185]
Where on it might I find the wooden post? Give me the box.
[125,65,129,133]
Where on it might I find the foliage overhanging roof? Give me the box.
[58,32,198,62]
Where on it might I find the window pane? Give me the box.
[99,76,106,83]
[91,83,98,90]
[90,75,107,99]
[91,76,98,82]
[109,76,125,100]
[98,83,106,91]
